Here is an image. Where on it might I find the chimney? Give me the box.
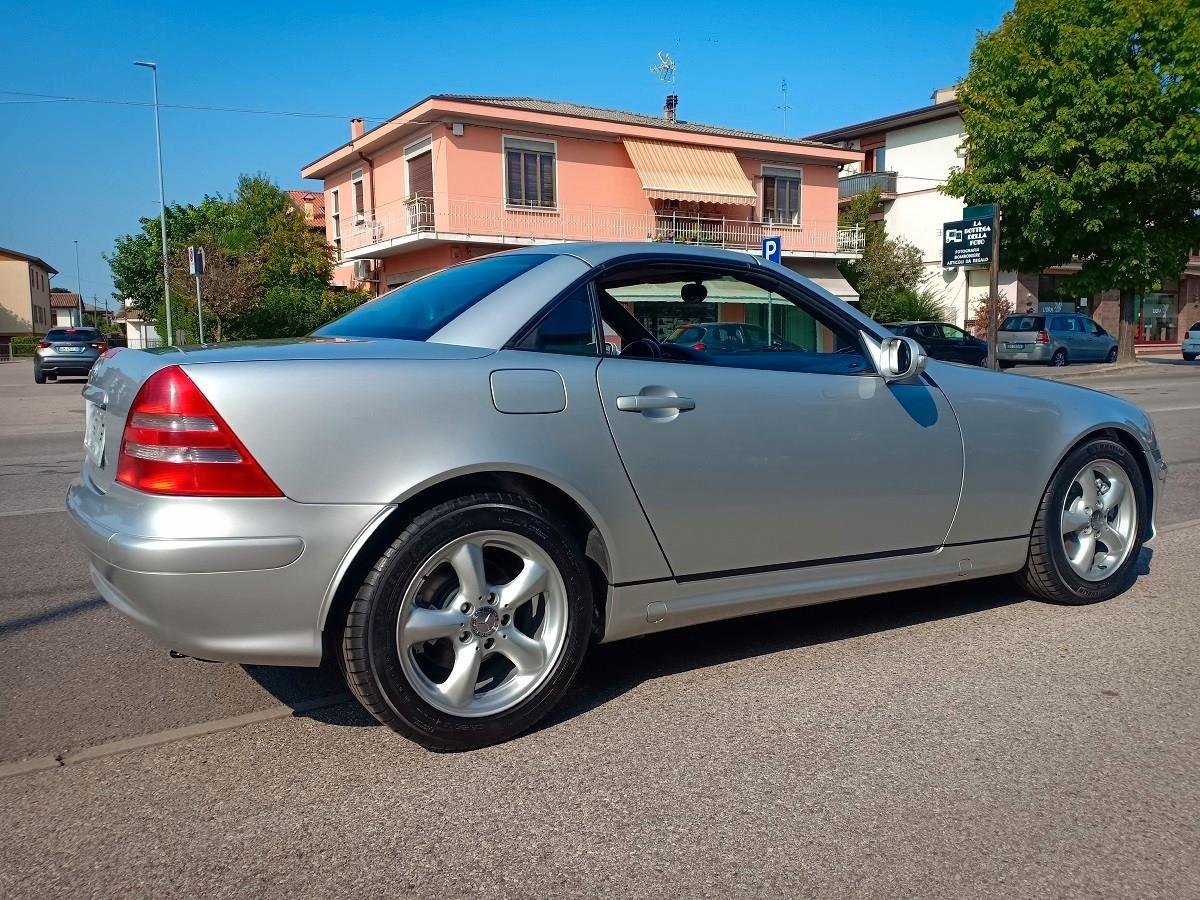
[664,94,678,124]
[931,86,958,104]
[350,118,365,139]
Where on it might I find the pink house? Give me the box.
[301,94,864,299]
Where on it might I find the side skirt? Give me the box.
[600,537,1029,643]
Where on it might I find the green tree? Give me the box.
[945,0,1200,361]
[107,175,363,343]
[838,186,933,321]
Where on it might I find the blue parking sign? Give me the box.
[762,236,782,264]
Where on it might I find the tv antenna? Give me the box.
[651,51,677,85]
[778,78,792,135]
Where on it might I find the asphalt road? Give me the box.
[1,356,1198,898]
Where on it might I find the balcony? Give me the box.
[340,193,864,260]
[838,171,898,203]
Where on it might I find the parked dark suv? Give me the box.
[884,321,988,366]
[33,327,107,383]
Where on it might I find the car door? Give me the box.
[593,264,966,579]
[936,324,974,365]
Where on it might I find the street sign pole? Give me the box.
[188,246,206,344]
[762,237,782,345]
[986,205,1001,370]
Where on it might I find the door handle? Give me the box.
[616,394,696,412]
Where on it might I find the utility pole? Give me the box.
[986,205,1002,370]
[74,240,83,327]
[134,60,173,346]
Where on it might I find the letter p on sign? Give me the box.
[762,237,782,264]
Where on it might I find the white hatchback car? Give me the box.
[1183,322,1200,361]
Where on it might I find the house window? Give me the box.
[762,166,802,225]
[504,137,556,209]
[330,188,342,258]
[351,168,366,225]
[872,148,887,172]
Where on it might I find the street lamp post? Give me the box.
[73,240,83,326]
[133,60,173,346]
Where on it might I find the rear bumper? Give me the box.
[66,471,391,666]
[38,354,98,374]
[996,343,1053,363]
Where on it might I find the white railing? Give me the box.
[343,193,864,257]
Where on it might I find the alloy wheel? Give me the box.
[1059,460,1137,582]
[395,530,569,717]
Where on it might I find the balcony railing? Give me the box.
[838,170,898,201]
[342,193,864,258]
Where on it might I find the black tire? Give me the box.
[1050,348,1068,367]
[1106,347,1118,363]
[1184,353,1197,362]
[33,367,45,384]
[340,492,592,751]
[1017,438,1147,605]
[998,360,1015,370]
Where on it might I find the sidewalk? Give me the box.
[1013,357,1198,381]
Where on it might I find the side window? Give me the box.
[939,324,968,342]
[596,269,868,376]
[1049,316,1065,331]
[516,286,598,356]
[1090,320,1106,336]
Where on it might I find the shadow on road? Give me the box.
[240,549,1155,736]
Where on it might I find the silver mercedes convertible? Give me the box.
[69,243,1166,750]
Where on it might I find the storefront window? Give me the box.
[1136,292,1179,343]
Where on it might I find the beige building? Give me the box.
[0,246,57,340]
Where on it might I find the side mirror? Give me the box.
[879,335,927,383]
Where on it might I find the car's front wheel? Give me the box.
[1106,346,1119,363]
[340,492,592,750]
[1018,438,1147,604]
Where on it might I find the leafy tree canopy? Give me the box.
[945,0,1200,297]
[106,175,368,342]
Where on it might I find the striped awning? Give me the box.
[623,138,758,206]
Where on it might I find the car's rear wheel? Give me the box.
[33,366,45,384]
[1051,348,1068,367]
[340,492,592,751]
[1017,438,1146,604]
[1184,353,1197,362]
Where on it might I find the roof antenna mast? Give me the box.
[778,78,792,136]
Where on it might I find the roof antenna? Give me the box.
[778,78,792,135]
[651,51,677,85]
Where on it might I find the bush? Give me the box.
[9,334,38,357]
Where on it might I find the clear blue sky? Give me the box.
[0,0,1011,305]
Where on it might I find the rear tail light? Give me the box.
[37,340,49,349]
[1036,330,1050,344]
[116,365,282,497]
[691,342,707,351]
[90,342,107,352]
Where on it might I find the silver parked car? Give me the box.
[997,312,1118,368]
[69,244,1166,750]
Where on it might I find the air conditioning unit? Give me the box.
[353,259,374,281]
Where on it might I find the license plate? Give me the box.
[84,402,105,468]
[1005,342,1024,350]
[61,346,84,353]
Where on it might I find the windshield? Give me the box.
[46,328,99,342]
[315,254,551,341]
[1000,315,1044,332]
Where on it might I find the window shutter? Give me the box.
[539,154,555,207]
[506,151,523,204]
[523,153,538,206]
[407,151,433,198]
[762,176,776,218]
